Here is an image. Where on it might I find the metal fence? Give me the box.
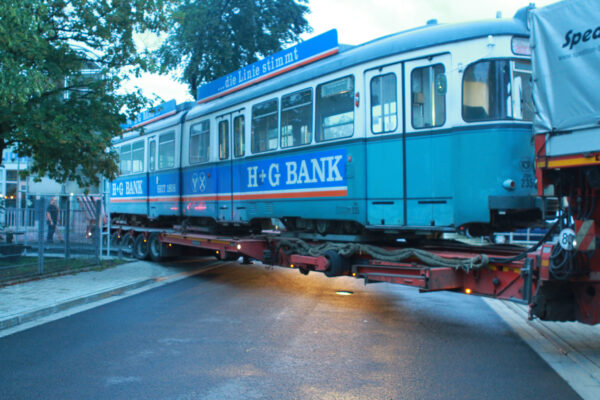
[0,195,113,283]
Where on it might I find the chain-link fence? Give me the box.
[0,194,117,283]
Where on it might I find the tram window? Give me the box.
[120,144,131,175]
[158,131,175,169]
[463,60,509,122]
[462,59,533,122]
[370,73,397,134]
[148,138,156,172]
[219,120,229,160]
[251,99,278,153]
[281,88,312,148]
[512,60,534,121]
[131,140,145,173]
[190,120,210,164]
[411,64,445,129]
[234,115,245,157]
[316,76,354,142]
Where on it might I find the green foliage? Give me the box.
[0,0,174,186]
[157,0,312,97]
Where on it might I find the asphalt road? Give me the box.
[0,261,580,400]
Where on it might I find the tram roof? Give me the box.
[186,10,530,122]
[113,102,194,145]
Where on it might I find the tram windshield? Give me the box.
[462,59,533,122]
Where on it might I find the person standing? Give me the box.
[46,198,62,243]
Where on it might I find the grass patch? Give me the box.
[0,256,130,283]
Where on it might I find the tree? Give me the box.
[0,0,174,186]
[157,0,312,98]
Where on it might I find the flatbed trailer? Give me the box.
[149,230,548,319]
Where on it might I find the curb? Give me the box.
[0,278,154,331]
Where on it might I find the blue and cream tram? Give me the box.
[111,7,539,236]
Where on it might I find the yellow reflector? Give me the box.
[465,288,472,295]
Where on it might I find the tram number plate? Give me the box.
[521,175,536,188]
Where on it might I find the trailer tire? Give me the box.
[148,233,163,262]
[120,233,135,256]
[133,234,150,260]
[324,250,350,277]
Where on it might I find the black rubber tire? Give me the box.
[120,233,135,256]
[133,234,150,260]
[148,233,163,262]
[324,250,350,277]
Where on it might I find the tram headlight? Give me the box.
[502,179,516,190]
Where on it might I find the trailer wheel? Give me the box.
[120,233,135,256]
[133,234,150,260]
[324,250,350,277]
[148,233,163,262]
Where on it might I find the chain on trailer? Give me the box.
[275,221,564,273]
[276,238,490,272]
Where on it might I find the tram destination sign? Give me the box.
[122,99,177,130]
[196,30,339,103]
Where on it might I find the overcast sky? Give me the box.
[124,0,561,105]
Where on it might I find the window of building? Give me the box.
[5,183,17,206]
[251,99,278,153]
[190,120,210,164]
[234,115,245,158]
[120,144,131,175]
[281,88,312,148]
[158,131,175,169]
[411,64,446,128]
[371,73,397,134]
[219,120,229,160]
[131,140,145,173]
[316,75,354,142]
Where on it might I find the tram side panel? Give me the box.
[452,125,537,229]
[181,164,220,223]
[110,173,149,217]
[235,144,365,229]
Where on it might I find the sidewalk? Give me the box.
[484,298,600,400]
[0,259,213,335]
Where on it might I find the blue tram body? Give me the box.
[110,8,540,236]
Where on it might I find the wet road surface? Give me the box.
[0,261,580,399]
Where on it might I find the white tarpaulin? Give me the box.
[531,0,600,134]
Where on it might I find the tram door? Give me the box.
[147,136,156,218]
[365,62,405,227]
[216,109,245,222]
[404,54,453,227]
